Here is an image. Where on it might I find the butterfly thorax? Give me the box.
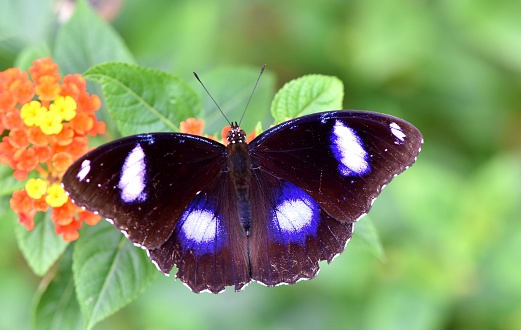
[227,124,253,236]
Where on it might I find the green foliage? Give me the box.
[352,216,385,262]
[84,62,202,135]
[15,211,68,277]
[54,0,135,74]
[73,222,157,330]
[0,166,26,196]
[32,246,83,330]
[271,75,343,123]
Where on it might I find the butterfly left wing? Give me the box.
[63,132,251,293]
[247,110,422,286]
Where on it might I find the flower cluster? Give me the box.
[0,58,105,241]
[180,117,257,143]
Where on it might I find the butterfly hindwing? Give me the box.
[148,171,250,293]
[248,174,354,286]
[63,133,227,249]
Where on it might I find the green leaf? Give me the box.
[15,211,69,276]
[353,216,386,262]
[73,222,158,330]
[54,0,135,75]
[189,66,275,135]
[0,166,25,197]
[32,246,83,330]
[271,75,344,124]
[15,43,52,71]
[84,62,202,136]
[0,0,55,60]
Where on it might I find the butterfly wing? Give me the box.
[62,133,229,250]
[247,110,422,285]
[148,171,250,293]
[63,132,251,293]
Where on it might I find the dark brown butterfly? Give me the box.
[63,108,422,293]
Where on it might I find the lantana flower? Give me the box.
[0,58,106,241]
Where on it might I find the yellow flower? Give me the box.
[25,178,48,199]
[39,110,63,135]
[49,95,77,121]
[45,183,68,207]
[20,101,47,127]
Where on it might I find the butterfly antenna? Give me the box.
[238,64,266,126]
[193,71,231,126]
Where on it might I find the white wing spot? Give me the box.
[119,145,147,203]
[181,210,217,243]
[275,199,313,233]
[77,160,91,181]
[331,120,369,176]
[390,122,406,144]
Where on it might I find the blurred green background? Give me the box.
[1,0,520,329]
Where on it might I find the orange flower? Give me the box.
[0,58,106,241]
[51,199,77,225]
[10,190,34,213]
[78,210,102,226]
[0,68,34,108]
[2,110,23,130]
[52,152,74,173]
[55,219,82,242]
[180,117,205,136]
[33,145,52,163]
[27,126,49,146]
[0,91,15,111]
[18,211,36,231]
[70,112,94,135]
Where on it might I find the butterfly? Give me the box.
[62,68,422,294]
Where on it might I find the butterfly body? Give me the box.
[63,110,423,293]
[226,126,254,235]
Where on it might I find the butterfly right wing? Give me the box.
[246,110,422,286]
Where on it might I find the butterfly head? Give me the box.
[227,122,247,144]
